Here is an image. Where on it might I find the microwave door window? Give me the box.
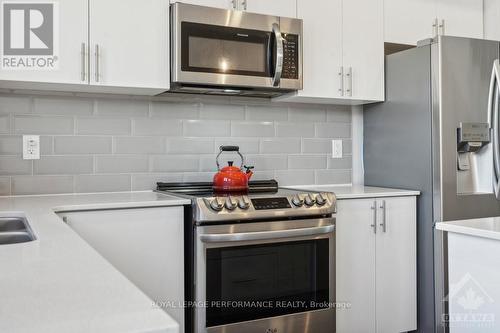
[181,22,271,77]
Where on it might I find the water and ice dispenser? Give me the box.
[456,122,492,194]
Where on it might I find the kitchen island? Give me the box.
[0,191,189,333]
[436,217,500,333]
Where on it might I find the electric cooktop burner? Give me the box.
[156,180,337,224]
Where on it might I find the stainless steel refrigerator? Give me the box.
[364,35,500,333]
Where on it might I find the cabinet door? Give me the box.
[376,197,417,333]
[291,0,342,100]
[244,0,296,17]
[336,199,377,333]
[89,0,169,93]
[342,0,384,101]
[0,0,88,85]
[383,0,437,45]
[437,0,483,39]
[169,0,235,10]
[484,0,500,41]
[60,207,185,332]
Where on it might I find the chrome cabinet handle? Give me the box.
[345,67,352,97]
[432,18,438,37]
[199,224,334,243]
[271,23,283,87]
[231,0,236,9]
[339,67,344,96]
[370,201,377,234]
[95,44,100,83]
[489,59,500,198]
[439,19,445,36]
[81,43,86,82]
[241,0,247,10]
[379,200,387,232]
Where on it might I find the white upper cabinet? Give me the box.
[343,0,384,101]
[0,0,88,85]
[90,0,169,93]
[384,0,483,45]
[0,0,169,94]
[292,0,343,100]
[383,0,436,45]
[484,0,500,41]
[436,0,483,39]
[281,0,384,104]
[243,0,296,17]
[169,0,236,10]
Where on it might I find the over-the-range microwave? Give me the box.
[169,3,303,97]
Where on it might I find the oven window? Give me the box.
[181,22,271,77]
[206,239,330,327]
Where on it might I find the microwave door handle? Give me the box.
[199,224,334,243]
[271,23,284,87]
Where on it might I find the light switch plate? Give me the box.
[332,140,343,158]
[23,135,40,160]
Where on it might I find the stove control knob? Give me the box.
[304,194,316,207]
[316,193,327,206]
[238,196,251,210]
[291,195,304,207]
[225,196,237,210]
[209,198,224,211]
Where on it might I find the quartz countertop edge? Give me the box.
[436,217,500,241]
[0,191,189,333]
[284,184,420,199]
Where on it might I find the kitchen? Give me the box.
[0,0,499,333]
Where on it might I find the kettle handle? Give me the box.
[216,146,245,170]
[220,145,239,152]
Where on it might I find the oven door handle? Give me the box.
[271,23,284,87]
[199,224,334,243]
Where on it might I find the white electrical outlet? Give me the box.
[23,135,40,160]
[332,140,343,158]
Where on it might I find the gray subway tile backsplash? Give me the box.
[231,121,275,137]
[114,136,165,154]
[77,117,131,135]
[96,155,149,174]
[0,177,11,196]
[34,97,93,116]
[12,175,74,195]
[14,115,74,135]
[34,156,94,175]
[0,96,31,114]
[0,93,353,195]
[75,174,131,193]
[0,115,9,133]
[0,156,32,175]
[55,136,112,154]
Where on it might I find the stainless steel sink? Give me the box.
[0,232,34,245]
[0,214,35,245]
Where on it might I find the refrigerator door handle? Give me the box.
[488,59,500,199]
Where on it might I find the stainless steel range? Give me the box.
[157,181,336,333]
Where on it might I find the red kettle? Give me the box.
[213,146,254,192]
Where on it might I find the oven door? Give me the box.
[195,218,335,333]
[171,3,291,90]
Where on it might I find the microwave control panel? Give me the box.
[282,33,299,80]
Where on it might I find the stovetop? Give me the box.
[156,181,337,224]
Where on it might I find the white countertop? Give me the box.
[0,191,190,333]
[284,184,420,199]
[436,216,500,241]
